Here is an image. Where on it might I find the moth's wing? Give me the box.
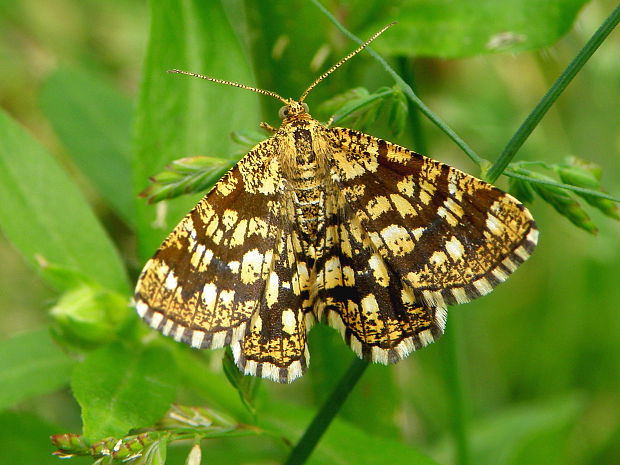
[233,212,313,383]
[314,194,446,364]
[327,127,538,308]
[134,138,283,350]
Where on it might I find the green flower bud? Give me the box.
[556,161,619,220]
[51,433,88,456]
[141,156,235,203]
[512,167,598,234]
[565,155,602,180]
[556,164,600,190]
[318,87,370,117]
[508,176,535,203]
[50,285,128,350]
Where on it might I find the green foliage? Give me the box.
[40,68,136,229]
[49,284,129,351]
[0,109,129,294]
[0,329,75,410]
[140,157,236,204]
[222,349,261,418]
[0,412,76,465]
[320,86,408,135]
[72,342,178,441]
[0,1,619,465]
[133,0,260,260]
[361,0,591,58]
[509,158,619,234]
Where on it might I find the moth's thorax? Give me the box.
[277,116,332,240]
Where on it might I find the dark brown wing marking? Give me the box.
[327,127,538,309]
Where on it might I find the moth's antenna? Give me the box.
[298,22,396,103]
[167,69,289,105]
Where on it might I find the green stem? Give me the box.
[284,358,368,465]
[397,56,429,155]
[486,2,620,183]
[504,169,620,203]
[310,0,484,167]
[444,312,471,465]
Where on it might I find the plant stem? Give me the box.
[444,312,471,465]
[310,0,484,167]
[486,2,620,183]
[284,358,368,465]
[505,169,620,202]
[397,56,429,155]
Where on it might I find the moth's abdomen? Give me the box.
[291,182,326,238]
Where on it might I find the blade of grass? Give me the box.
[486,2,620,182]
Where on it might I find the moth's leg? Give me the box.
[260,122,277,132]
[325,115,335,127]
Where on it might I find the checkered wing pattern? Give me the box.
[318,127,537,361]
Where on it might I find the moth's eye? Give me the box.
[301,103,309,112]
[278,106,289,119]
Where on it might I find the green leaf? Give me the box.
[72,342,178,441]
[0,411,71,465]
[133,0,260,260]
[0,109,130,293]
[172,345,250,423]
[40,68,136,228]
[242,2,333,114]
[361,0,590,58]
[0,329,75,409]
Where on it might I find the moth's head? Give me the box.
[278,100,310,120]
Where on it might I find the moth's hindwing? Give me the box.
[327,127,538,310]
[314,195,447,365]
[232,216,313,383]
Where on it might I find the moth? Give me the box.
[134,25,538,383]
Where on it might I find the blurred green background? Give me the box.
[1,1,619,464]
